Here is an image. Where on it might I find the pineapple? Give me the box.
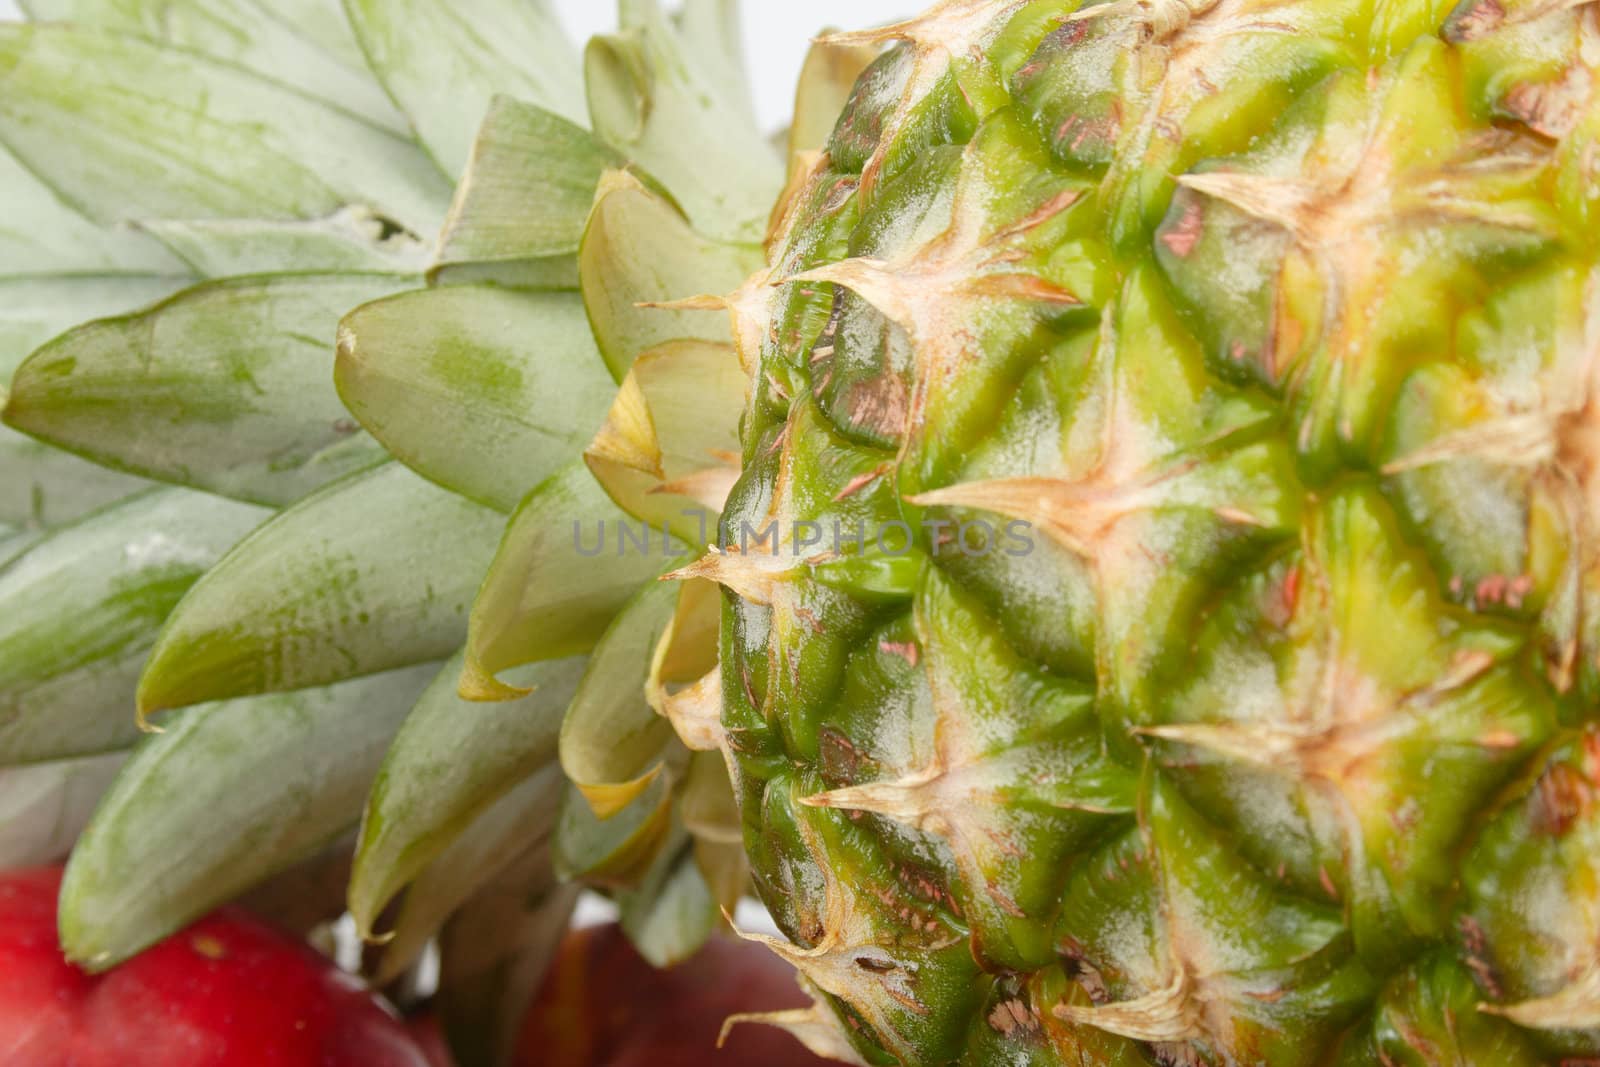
[0,1,1597,1067]
[667,1,1600,1064]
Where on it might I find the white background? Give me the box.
[0,1,915,132]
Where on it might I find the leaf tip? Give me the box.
[456,655,533,703]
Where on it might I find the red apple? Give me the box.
[516,923,834,1067]
[406,1014,457,1067]
[0,866,433,1067]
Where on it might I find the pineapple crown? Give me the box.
[0,0,872,1060]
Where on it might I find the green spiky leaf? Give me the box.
[617,828,719,968]
[586,1,781,244]
[578,170,763,379]
[140,212,431,278]
[373,763,565,984]
[560,577,681,819]
[336,285,616,513]
[5,274,410,506]
[461,462,674,700]
[584,339,745,545]
[0,489,271,766]
[0,24,451,233]
[553,775,674,888]
[0,752,125,868]
[59,665,439,970]
[341,0,585,176]
[346,651,585,940]
[137,463,503,716]
[431,95,618,287]
[20,0,404,133]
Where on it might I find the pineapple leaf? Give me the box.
[58,664,439,971]
[0,142,188,278]
[669,0,759,133]
[0,427,152,533]
[553,775,674,886]
[0,24,452,234]
[0,751,125,869]
[584,339,745,545]
[559,578,682,819]
[346,652,586,942]
[461,463,674,700]
[0,524,36,567]
[371,763,565,984]
[431,95,619,283]
[340,0,586,177]
[0,276,191,382]
[587,1,782,244]
[787,34,884,162]
[579,170,764,380]
[347,652,585,940]
[136,463,504,717]
[616,828,719,968]
[139,211,431,278]
[19,0,405,134]
[4,274,410,507]
[435,869,579,1067]
[335,285,616,514]
[0,142,190,375]
[0,489,272,767]
[681,750,741,848]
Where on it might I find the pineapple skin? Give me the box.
[693,1,1600,1063]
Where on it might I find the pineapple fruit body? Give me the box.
[676,2,1600,1063]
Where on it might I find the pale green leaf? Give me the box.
[436,872,578,1067]
[0,751,125,868]
[6,274,409,507]
[586,3,781,244]
[618,830,718,968]
[336,285,615,513]
[0,139,191,372]
[248,0,374,71]
[0,141,187,276]
[0,524,35,567]
[0,24,452,234]
[671,0,758,133]
[342,0,585,176]
[462,463,675,701]
[788,34,882,161]
[141,210,431,277]
[59,664,438,970]
[553,775,674,888]
[432,95,617,281]
[0,426,152,531]
[579,170,762,379]
[559,578,680,818]
[0,489,271,766]
[137,463,504,716]
[374,762,564,983]
[585,339,745,544]
[682,750,741,847]
[20,0,405,133]
[0,275,191,377]
[428,257,580,291]
[347,651,585,939]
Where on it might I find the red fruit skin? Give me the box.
[517,924,833,1067]
[0,867,432,1067]
[405,1015,457,1067]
